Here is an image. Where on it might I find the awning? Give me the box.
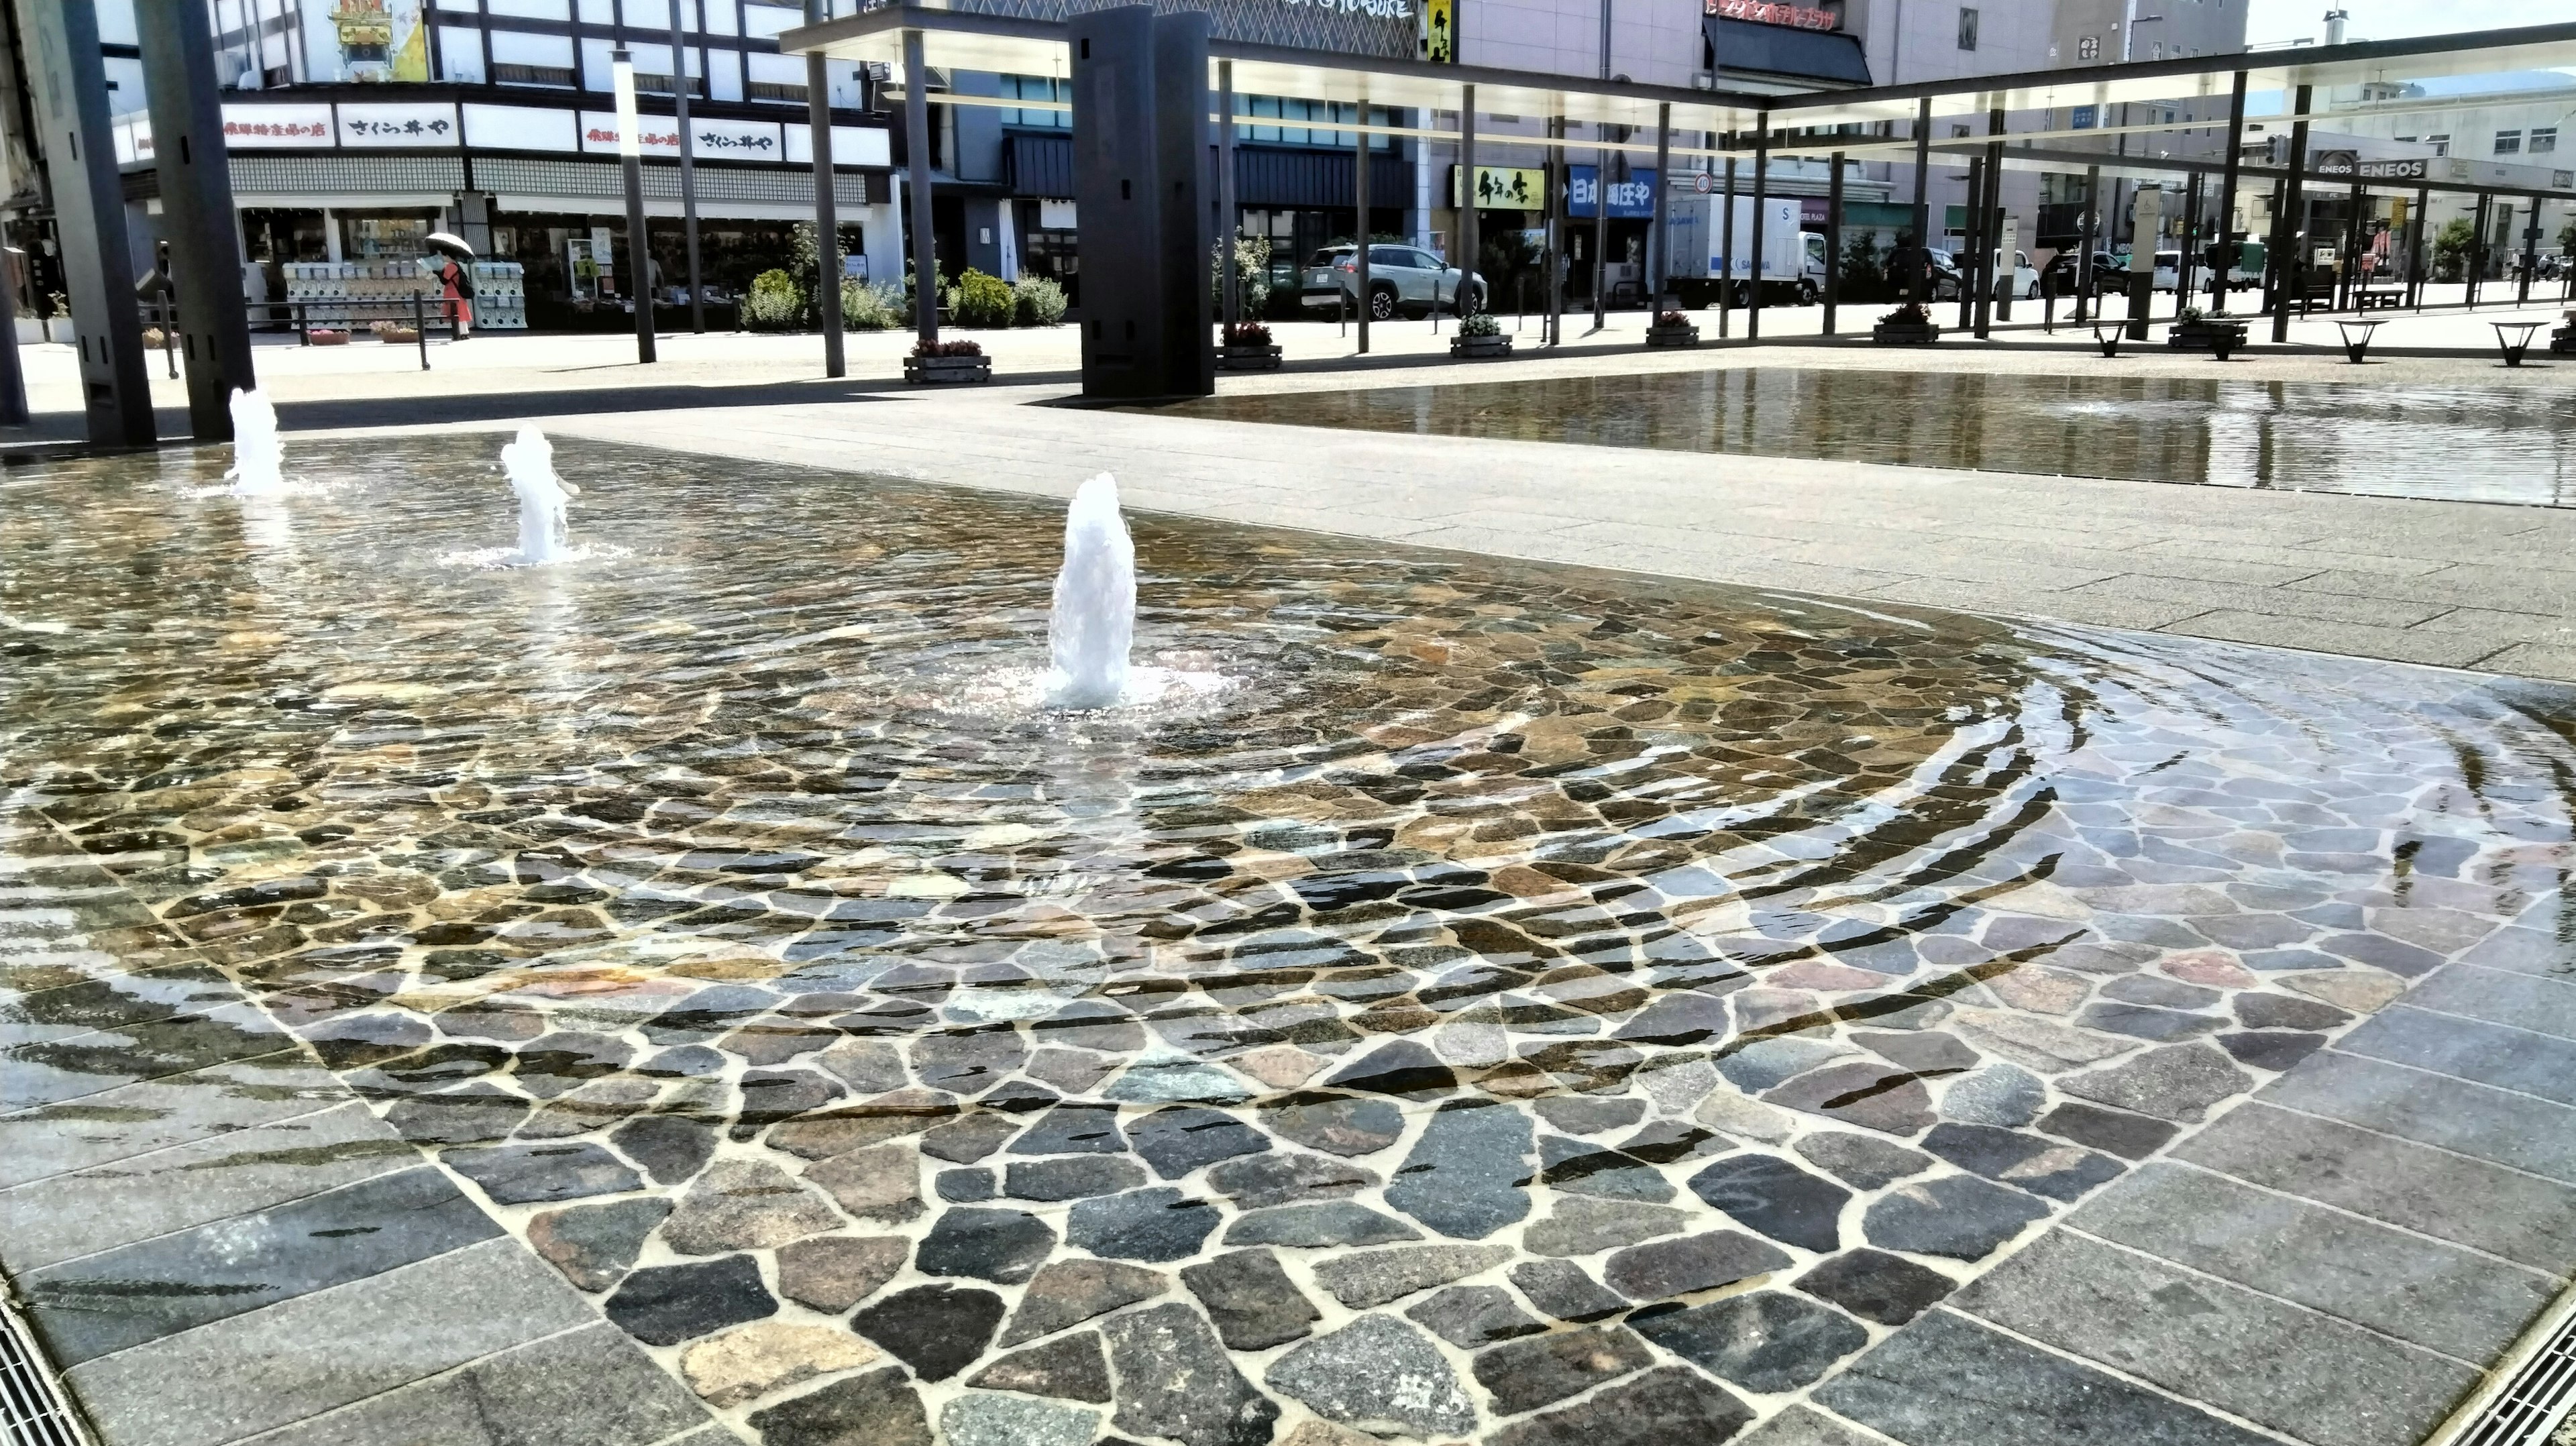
[1705,16,1872,87]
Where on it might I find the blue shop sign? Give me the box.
[1568,165,1658,219]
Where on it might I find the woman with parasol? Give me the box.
[425,231,478,340]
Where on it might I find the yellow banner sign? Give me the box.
[1452,164,1545,210]
[1426,0,1456,62]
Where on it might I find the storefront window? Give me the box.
[342,215,434,258]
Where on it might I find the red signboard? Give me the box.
[1707,0,1837,30]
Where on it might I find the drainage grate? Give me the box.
[0,1297,87,1446]
[2455,1296,2576,1446]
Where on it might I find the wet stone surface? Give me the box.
[2,436,2572,1441]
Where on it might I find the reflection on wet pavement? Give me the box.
[1159,370,2576,506]
[3,435,2573,1443]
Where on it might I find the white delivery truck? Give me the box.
[1659,193,1819,308]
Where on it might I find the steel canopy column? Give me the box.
[138,0,254,439]
[1219,60,1238,328]
[1974,103,2000,339]
[1959,156,1982,331]
[1460,85,1479,318]
[2408,184,2429,309]
[804,0,841,375]
[2271,83,2309,343]
[2211,70,2246,314]
[2522,192,2541,304]
[672,0,704,333]
[1823,149,1842,335]
[1718,146,1734,337]
[904,28,938,345]
[2076,164,2100,323]
[1354,100,1371,353]
[1546,115,1564,345]
[1909,98,1931,302]
[1648,101,1669,313]
[1748,113,1768,339]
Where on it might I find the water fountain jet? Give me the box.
[500,426,579,564]
[1045,474,1135,708]
[223,388,285,496]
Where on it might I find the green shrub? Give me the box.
[842,280,904,331]
[1210,235,1273,315]
[1458,311,1500,338]
[1013,276,1069,326]
[743,269,806,331]
[954,268,1015,328]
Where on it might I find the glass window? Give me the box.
[1368,245,1410,268]
[1957,6,1978,50]
[1002,75,1069,129]
[2532,127,2558,154]
[2428,133,2449,156]
[2496,129,2522,156]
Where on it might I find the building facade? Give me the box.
[7,0,898,328]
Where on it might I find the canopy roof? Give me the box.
[784,9,2576,152]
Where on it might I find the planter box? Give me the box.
[1645,325,1699,349]
[2551,324,2575,355]
[1872,321,1941,345]
[1217,342,1283,371]
[2167,321,2249,352]
[904,353,991,385]
[307,329,351,346]
[1450,333,1513,359]
[375,327,420,344]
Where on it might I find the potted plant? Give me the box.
[1218,319,1281,371]
[1872,301,1939,345]
[306,328,351,346]
[372,319,420,345]
[1645,309,1699,347]
[2167,304,2247,357]
[1450,311,1512,358]
[904,337,991,385]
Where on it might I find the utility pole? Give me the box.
[803,0,841,374]
[1589,0,1610,330]
[671,0,703,333]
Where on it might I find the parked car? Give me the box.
[1988,248,2041,299]
[2043,249,2118,293]
[2112,249,2186,292]
[1302,243,1486,320]
[1924,247,1964,300]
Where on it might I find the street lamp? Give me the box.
[612,46,657,364]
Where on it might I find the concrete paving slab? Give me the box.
[0,1101,416,1271]
[1951,1229,2478,1446]
[19,1166,502,1366]
[2170,1102,2576,1278]
[0,1051,343,1190]
[0,1001,297,1113]
[2068,1161,2559,1364]
[229,1321,713,1446]
[2161,612,2500,669]
[1811,1308,2278,1446]
[2258,1050,2576,1186]
[2402,964,2576,1040]
[61,1236,604,1446]
[2337,1005,2576,1107]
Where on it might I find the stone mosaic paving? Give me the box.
[4,435,2574,1445]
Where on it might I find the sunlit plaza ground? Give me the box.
[6,293,2576,1446]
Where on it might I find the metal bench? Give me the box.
[2355,288,2406,312]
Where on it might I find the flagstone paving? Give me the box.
[1,434,2572,1445]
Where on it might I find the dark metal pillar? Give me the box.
[672,0,703,333]
[2269,82,2309,344]
[1959,156,1982,332]
[1648,101,1668,313]
[139,0,255,440]
[2337,182,2363,311]
[1748,113,1768,339]
[2521,193,2540,305]
[615,50,657,364]
[1823,148,1841,335]
[2467,192,2489,308]
[1718,148,1734,337]
[1909,97,1931,302]
[1459,83,1478,319]
[1218,60,1238,328]
[2076,164,2099,323]
[26,1,154,444]
[2408,184,2428,309]
[904,29,938,343]
[2211,70,2246,315]
[1974,104,2000,339]
[1591,0,1611,330]
[1354,101,1371,353]
[2178,173,2202,304]
[1545,115,1563,345]
[804,0,841,374]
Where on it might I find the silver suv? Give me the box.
[1301,244,1485,320]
